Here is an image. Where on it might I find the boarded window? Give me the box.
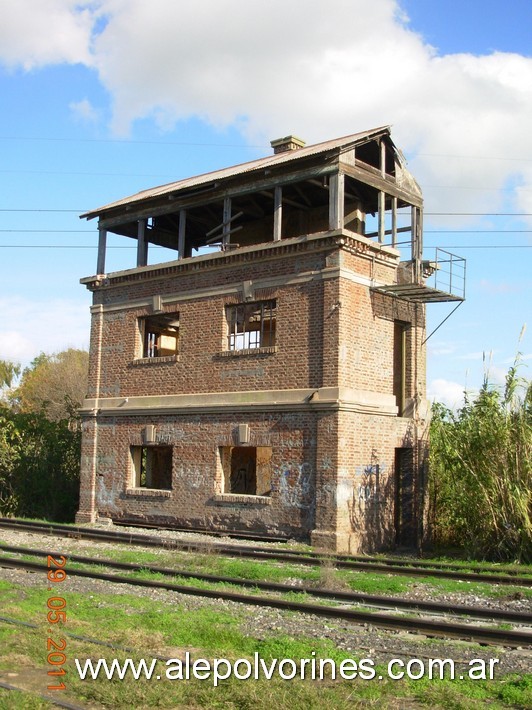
[226,300,276,350]
[220,446,272,495]
[140,313,179,358]
[393,320,408,415]
[131,445,173,489]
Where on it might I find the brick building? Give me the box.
[76,127,464,552]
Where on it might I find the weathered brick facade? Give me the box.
[76,128,439,553]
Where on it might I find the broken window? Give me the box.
[226,300,276,350]
[140,313,179,358]
[220,446,272,495]
[131,445,173,489]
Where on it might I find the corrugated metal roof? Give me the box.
[81,126,392,220]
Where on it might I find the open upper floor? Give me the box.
[81,127,464,303]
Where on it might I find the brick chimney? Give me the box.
[270,135,306,154]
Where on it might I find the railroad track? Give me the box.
[1,517,530,586]
[1,542,530,626]
[0,680,86,710]
[1,550,531,648]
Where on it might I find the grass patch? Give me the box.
[0,577,530,709]
[0,688,52,709]
[344,571,412,595]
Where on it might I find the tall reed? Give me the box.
[429,356,531,562]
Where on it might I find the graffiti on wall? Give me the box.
[348,451,388,531]
[96,474,120,511]
[273,462,314,510]
[355,462,381,502]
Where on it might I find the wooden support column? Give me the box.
[417,208,424,260]
[380,139,387,177]
[378,139,387,243]
[273,186,282,241]
[391,196,398,247]
[411,206,419,281]
[178,209,186,259]
[378,191,386,243]
[328,172,344,230]
[223,197,231,246]
[136,219,148,267]
[96,227,107,274]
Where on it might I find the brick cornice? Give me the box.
[81,230,399,292]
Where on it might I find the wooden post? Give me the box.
[223,197,231,246]
[378,191,385,243]
[379,140,387,243]
[273,186,282,241]
[97,227,107,274]
[411,206,418,281]
[178,209,186,259]
[417,207,424,260]
[137,219,148,267]
[329,172,344,230]
[391,196,397,247]
[380,138,387,177]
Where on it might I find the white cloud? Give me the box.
[427,378,469,409]
[70,98,101,124]
[457,351,487,361]
[0,297,90,366]
[0,0,531,218]
[479,280,521,294]
[0,0,99,70]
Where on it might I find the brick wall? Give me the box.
[77,233,428,552]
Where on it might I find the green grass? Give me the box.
[0,689,52,709]
[0,578,530,709]
[5,541,532,608]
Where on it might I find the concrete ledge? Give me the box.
[125,487,172,498]
[212,494,272,506]
[218,346,278,358]
[80,386,398,417]
[131,355,179,366]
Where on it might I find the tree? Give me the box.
[0,360,20,388]
[13,348,89,421]
[0,404,81,521]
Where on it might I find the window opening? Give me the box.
[394,447,415,546]
[227,300,276,350]
[140,313,179,358]
[131,445,172,489]
[220,446,272,495]
[393,320,408,415]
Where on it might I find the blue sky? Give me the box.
[0,0,530,406]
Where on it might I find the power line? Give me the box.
[2,209,532,217]
[0,136,530,164]
[0,230,93,233]
[1,244,531,250]
[424,230,532,234]
[425,212,532,216]
[2,229,532,236]
[0,135,264,148]
[435,245,532,249]
[0,209,83,213]
[0,169,177,178]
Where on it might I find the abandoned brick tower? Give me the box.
[76,127,464,553]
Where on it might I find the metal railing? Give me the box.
[424,248,466,300]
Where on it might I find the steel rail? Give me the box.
[113,519,527,577]
[0,517,530,586]
[1,556,531,648]
[0,679,86,710]
[113,517,289,542]
[1,543,530,626]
